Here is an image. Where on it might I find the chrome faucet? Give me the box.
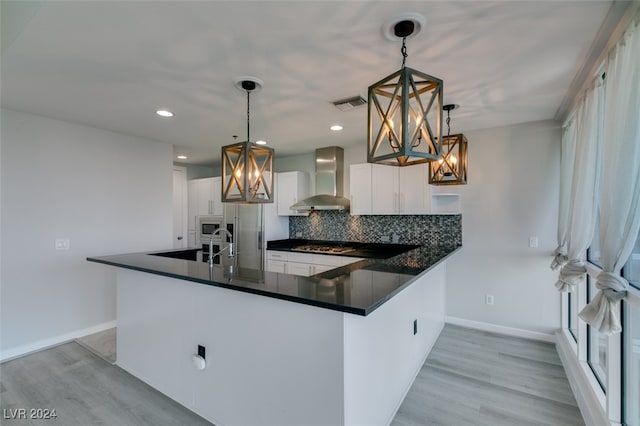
[209,229,234,266]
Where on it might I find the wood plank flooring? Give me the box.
[0,324,584,426]
[0,342,211,426]
[391,325,585,426]
[75,328,117,364]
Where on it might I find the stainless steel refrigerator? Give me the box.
[222,203,265,271]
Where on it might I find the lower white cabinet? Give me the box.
[266,251,363,276]
[266,259,286,273]
[287,261,315,277]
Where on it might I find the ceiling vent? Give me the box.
[332,95,367,112]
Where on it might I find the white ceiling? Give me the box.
[1,1,617,165]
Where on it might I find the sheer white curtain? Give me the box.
[551,119,577,271]
[580,19,640,334]
[555,80,603,292]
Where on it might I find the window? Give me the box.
[568,292,578,341]
[623,229,640,291]
[587,276,607,391]
[623,301,640,426]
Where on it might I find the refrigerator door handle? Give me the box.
[258,229,263,250]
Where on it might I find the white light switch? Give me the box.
[528,237,538,248]
[55,238,70,250]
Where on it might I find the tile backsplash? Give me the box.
[289,211,461,246]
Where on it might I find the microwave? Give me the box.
[197,216,223,244]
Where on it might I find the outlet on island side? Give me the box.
[413,319,418,335]
[485,294,495,305]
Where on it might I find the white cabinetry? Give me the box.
[266,251,363,277]
[266,251,287,273]
[371,164,399,214]
[187,177,224,246]
[349,163,459,215]
[398,163,430,214]
[276,171,311,216]
[188,177,223,218]
[349,164,373,215]
[430,193,462,214]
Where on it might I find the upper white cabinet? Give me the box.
[188,177,224,223]
[350,163,434,215]
[430,193,462,214]
[211,177,223,216]
[398,163,431,214]
[276,171,310,216]
[349,164,374,215]
[371,164,399,214]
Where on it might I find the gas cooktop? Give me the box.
[291,245,356,254]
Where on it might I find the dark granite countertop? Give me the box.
[87,242,461,316]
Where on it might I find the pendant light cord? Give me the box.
[246,89,251,142]
[401,37,408,68]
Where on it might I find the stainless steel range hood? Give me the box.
[290,147,350,211]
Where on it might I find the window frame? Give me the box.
[586,275,607,392]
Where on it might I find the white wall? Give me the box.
[177,164,215,180]
[0,109,173,360]
[444,120,561,336]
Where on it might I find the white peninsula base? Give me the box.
[116,261,447,426]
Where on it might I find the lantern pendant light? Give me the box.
[221,78,274,203]
[429,104,468,185]
[368,17,443,166]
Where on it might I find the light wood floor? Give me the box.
[0,325,583,425]
[75,328,117,364]
[392,325,585,426]
[0,342,211,426]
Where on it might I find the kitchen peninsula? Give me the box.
[88,241,460,426]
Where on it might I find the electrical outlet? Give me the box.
[413,319,418,335]
[485,294,494,305]
[381,235,390,243]
[55,238,70,250]
[528,236,538,248]
[296,232,302,238]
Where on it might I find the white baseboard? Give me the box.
[555,329,609,426]
[445,316,555,343]
[0,320,117,363]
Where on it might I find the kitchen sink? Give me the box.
[150,249,201,261]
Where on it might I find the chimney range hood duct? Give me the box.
[290,147,350,211]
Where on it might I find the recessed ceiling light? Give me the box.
[330,125,343,131]
[256,140,267,145]
[177,155,187,160]
[156,110,174,118]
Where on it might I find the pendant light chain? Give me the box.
[446,109,451,138]
[246,89,251,143]
[401,37,408,69]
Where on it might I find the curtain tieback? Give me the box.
[550,247,568,271]
[555,259,586,292]
[595,271,628,302]
[579,272,628,335]
[560,259,586,279]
